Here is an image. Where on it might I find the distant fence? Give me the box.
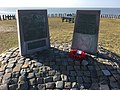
[48,13,120,19]
[100,14,120,19]
[0,14,16,20]
[0,13,120,21]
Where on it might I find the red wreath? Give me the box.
[68,49,86,60]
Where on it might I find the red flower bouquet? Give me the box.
[68,49,86,60]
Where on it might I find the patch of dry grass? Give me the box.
[99,18,120,55]
[0,18,120,56]
[49,18,74,44]
[0,31,18,53]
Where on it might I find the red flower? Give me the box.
[68,49,86,60]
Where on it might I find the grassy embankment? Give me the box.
[0,18,120,56]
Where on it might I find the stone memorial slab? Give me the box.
[16,10,50,55]
[72,10,100,54]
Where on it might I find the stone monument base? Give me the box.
[0,43,120,90]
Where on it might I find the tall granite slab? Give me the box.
[72,10,100,54]
[16,10,50,55]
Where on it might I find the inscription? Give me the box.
[75,14,97,34]
[21,14,47,41]
[28,40,46,50]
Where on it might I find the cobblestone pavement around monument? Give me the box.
[0,43,120,90]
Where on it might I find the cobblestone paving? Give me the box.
[0,43,120,90]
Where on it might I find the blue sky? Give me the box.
[0,0,119,7]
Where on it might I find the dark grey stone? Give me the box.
[46,82,55,89]
[36,77,43,84]
[12,72,20,78]
[34,72,40,78]
[67,66,74,71]
[83,71,91,76]
[56,61,62,65]
[69,77,76,82]
[76,77,83,83]
[81,60,89,66]
[84,83,91,89]
[102,70,111,76]
[37,84,46,90]
[44,77,53,83]
[53,75,61,81]
[9,78,18,84]
[74,61,80,65]
[117,68,120,74]
[55,71,61,76]
[9,84,18,90]
[68,61,74,65]
[52,65,59,70]
[78,84,84,89]
[83,77,91,83]
[74,66,80,70]
[30,85,38,90]
[49,70,56,76]
[70,71,76,76]
[60,66,66,71]
[90,83,100,90]
[17,81,28,90]
[110,82,119,88]
[62,61,68,66]
[39,71,48,77]
[50,62,55,65]
[76,71,83,76]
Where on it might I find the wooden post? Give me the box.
[2,15,5,20]
[0,15,1,20]
[118,15,120,19]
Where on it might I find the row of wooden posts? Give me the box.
[0,15,16,20]
[0,13,120,20]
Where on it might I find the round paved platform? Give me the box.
[0,43,120,90]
